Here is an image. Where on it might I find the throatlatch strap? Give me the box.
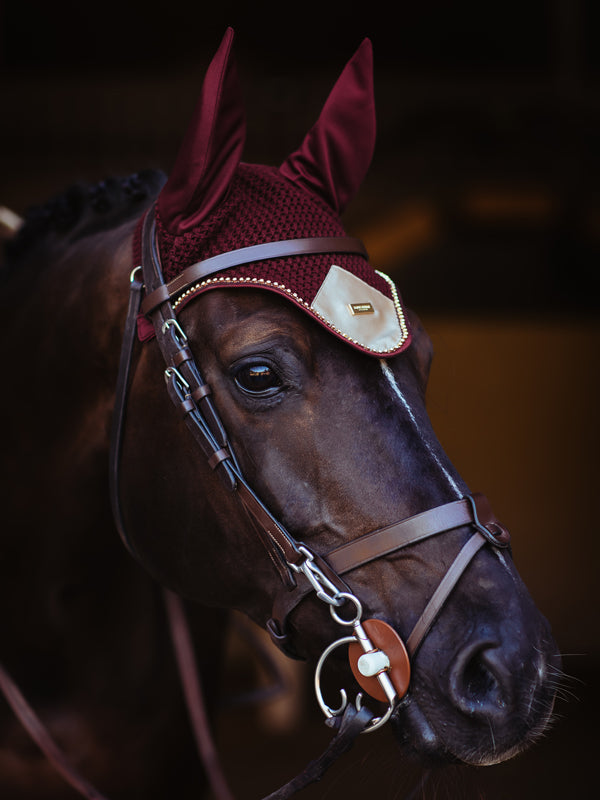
[109,266,144,559]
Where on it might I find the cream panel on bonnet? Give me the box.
[310,264,407,353]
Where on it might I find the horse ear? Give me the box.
[279,38,375,215]
[157,27,245,234]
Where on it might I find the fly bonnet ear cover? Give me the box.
[139,28,411,357]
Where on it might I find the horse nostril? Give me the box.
[449,642,511,719]
[462,653,503,705]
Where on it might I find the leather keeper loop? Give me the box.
[141,284,170,316]
[208,448,230,470]
[191,384,212,401]
[173,346,194,367]
[179,397,196,417]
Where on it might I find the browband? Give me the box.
[140,235,369,316]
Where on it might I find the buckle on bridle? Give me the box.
[290,545,345,607]
[465,493,511,547]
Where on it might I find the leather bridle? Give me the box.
[0,205,513,800]
[111,204,512,686]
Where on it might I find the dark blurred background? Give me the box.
[1,1,598,797]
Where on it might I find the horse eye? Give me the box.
[234,363,283,396]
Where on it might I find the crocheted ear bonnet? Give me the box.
[138,29,411,357]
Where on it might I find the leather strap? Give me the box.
[121,208,513,677]
[269,494,509,653]
[261,704,374,800]
[141,236,368,316]
[49,201,513,800]
[327,498,474,574]
[163,590,235,800]
[406,532,486,655]
[270,498,472,631]
[109,266,144,559]
[0,662,111,800]
[139,209,316,590]
[235,480,304,570]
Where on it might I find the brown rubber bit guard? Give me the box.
[348,618,410,703]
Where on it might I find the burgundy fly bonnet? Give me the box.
[136,28,411,357]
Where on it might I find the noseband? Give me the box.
[110,206,511,734]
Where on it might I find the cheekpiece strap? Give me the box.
[139,207,337,592]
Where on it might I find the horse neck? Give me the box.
[0,219,140,659]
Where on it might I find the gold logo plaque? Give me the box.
[349,302,375,315]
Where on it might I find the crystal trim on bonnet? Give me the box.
[171,269,410,355]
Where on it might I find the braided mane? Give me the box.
[4,169,166,266]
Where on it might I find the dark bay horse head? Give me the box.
[111,29,560,767]
[0,30,560,792]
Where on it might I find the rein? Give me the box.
[0,207,511,800]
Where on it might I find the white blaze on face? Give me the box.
[379,361,515,576]
[379,359,462,499]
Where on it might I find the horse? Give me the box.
[0,28,560,799]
